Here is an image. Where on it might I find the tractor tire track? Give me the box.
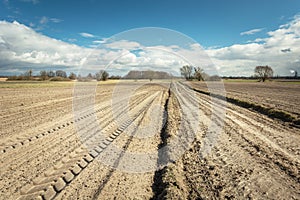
[16,91,159,200]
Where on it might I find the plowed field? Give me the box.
[0,80,299,200]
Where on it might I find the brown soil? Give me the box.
[161,82,300,200]
[0,80,299,200]
[189,81,300,120]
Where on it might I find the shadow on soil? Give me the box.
[181,82,300,127]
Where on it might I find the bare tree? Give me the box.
[28,69,32,78]
[69,72,77,80]
[40,70,49,80]
[56,70,67,78]
[180,65,193,80]
[96,70,109,81]
[194,67,204,81]
[23,69,33,80]
[255,65,273,82]
[47,70,55,77]
[87,73,93,79]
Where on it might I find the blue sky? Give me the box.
[2,0,300,47]
[1,0,300,76]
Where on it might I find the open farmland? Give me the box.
[189,81,300,125]
[0,80,299,199]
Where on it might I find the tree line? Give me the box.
[6,65,285,82]
[180,65,221,81]
[180,65,278,82]
[7,69,114,81]
[123,70,172,80]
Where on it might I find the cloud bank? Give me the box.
[0,21,91,74]
[207,16,300,76]
[0,16,300,76]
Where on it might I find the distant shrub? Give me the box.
[96,70,109,81]
[55,70,67,78]
[69,72,77,80]
[109,75,121,80]
[77,78,90,82]
[49,77,71,81]
[7,76,18,80]
[40,70,49,80]
[7,75,32,80]
[208,75,222,81]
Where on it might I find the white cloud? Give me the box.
[104,40,140,50]
[38,16,62,25]
[240,28,263,36]
[31,16,63,31]
[0,21,93,72]
[92,40,101,43]
[114,52,137,65]
[114,46,196,75]
[0,21,218,76]
[0,21,237,77]
[1,16,300,77]
[0,21,146,75]
[207,16,300,76]
[0,36,5,44]
[50,18,63,23]
[68,38,77,43]
[79,32,95,38]
[39,16,48,24]
[93,38,109,44]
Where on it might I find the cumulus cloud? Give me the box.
[104,40,141,50]
[207,16,300,76]
[0,21,180,75]
[0,21,95,74]
[0,20,251,77]
[114,52,137,65]
[79,32,95,38]
[1,16,300,77]
[240,28,263,36]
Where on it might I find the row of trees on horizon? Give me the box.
[180,65,298,82]
[5,66,299,82]
[7,69,113,81]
